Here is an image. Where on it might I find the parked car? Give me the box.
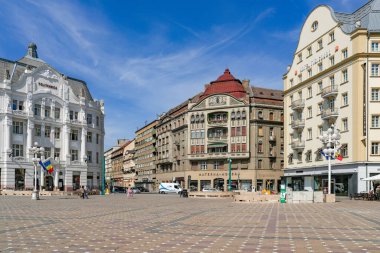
[202,187,219,192]
[113,187,126,193]
[131,187,141,194]
[137,186,149,192]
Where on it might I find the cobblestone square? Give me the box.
[0,194,380,253]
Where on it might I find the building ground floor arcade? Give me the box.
[0,161,101,192]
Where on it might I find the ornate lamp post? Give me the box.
[29,142,44,200]
[319,124,341,194]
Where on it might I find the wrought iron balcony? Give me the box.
[321,85,338,98]
[291,119,305,129]
[291,140,305,150]
[291,99,305,110]
[321,108,339,120]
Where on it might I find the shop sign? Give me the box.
[300,51,331,73]
[38,82,58,90]
[198,172,240,177]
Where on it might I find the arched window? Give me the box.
[242,110,246,120]
[269,112,274,121]
[258,111,263,119]
[191,115,195,123]
[195,114,200,123]
[236,111,241,120]
[231,111,235,120]
[200,114,204,123]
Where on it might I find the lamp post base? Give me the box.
[31,190,40,200]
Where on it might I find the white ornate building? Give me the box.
[0,43,105,192]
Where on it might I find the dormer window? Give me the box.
[311,21,318,32]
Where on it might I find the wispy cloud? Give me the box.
[0,1,283,148]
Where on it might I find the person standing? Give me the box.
[80,186,85,199]
[84,186,89,199]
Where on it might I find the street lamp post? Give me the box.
[319,124,341,195]
[29,142,44,200]
[227,158,232,192]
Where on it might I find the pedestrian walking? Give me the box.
[84,186,89,199]
[80,186,85,199]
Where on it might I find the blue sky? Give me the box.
[0,0,367,148]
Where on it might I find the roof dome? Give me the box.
[203,69,246,99]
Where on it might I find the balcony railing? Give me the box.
[321,108,339,120]
[291,119,305,129]
[321,85,338,98]
[188,152,250,160]
[291,140,305,150]
[208,119,228,125]
[208,135,228,141]
[291,99,305,110]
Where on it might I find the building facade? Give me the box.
[123,139,136,187]
[283,0,380,195]
[134,120,158,192]
[0,43,104,191]
[155,69,284,192]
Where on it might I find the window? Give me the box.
[330,76,335,86]
[298,53,302,63]
[298,74,303,83]
[307,47,312,57]
[318,103,323,114]
[318,63,323,72]
[269,112,274,121]
[87,131,92,142]
[319,126,323,136]
[96,152,99,164]
[372,88,379,101]
[35,124,41,136]
[298,91,302,99]
[12,144,23,157]
[290,113,294,124]
[44,147,51,158]
[307,87,312,98]
[258,127,263,136]
[307,107,312,118]
[329,32,335,43]
[372,115,379,128]
[372,42,379,52]
[45,126,51,138]
[342,49,348,59]
[87,114,92,125]
[290,79,294,87]
[307,128,312,140]
[342,69,348,83]
[288,154,293,164]
[258,143,263,153]
[12,100,24,111]
[342,93,348,106]
[96,133,99,144]
[342,118,348,131]
[308,69,312,78]
[45,106,51,118]
[281,127,284,137]
[34,104,41,116]
[71,150,79,161]
[200,161,207,170]
[12,121,23,134]
[281,143,284,154]
[54,148,60,159]
[87,151,92,163]
[318,39,323,50]
[54,127,60,139]
[341,145,348,157]
[258,160,262,169]
[290,95,293,104]
[71,129,79,141]
[318,82,323,93]
[330,56,335,66]
[372,64,379,76]
[96,116,100,126]
[371,142,379,155]
[213,161,221,170]
[54,108,60,119]
[70,111,79,120]
[306,151,312,162]
[316,149,322,161]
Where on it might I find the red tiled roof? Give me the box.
[202,69,246,99]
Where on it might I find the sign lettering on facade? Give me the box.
[38,82,58,90]
[300,51,331,73]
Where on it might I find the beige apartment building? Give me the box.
[155,69,284,192]
[134,120,158,192]
[123,139,136,187]
[283,0,380,195]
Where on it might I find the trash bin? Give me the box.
[182,189,188,198]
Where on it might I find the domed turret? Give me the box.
[27,42,38,58]
[202,69,246,99]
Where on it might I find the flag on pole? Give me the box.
[320,150,329,160]
[335,151,343,161]
[39,159,54,173]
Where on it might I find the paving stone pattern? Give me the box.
[0,194,379,253]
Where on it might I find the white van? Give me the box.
[159,183,182,194]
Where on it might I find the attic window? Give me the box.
[311,21,318,32]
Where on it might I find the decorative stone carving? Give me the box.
[39,69,58,80]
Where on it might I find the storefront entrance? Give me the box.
[45,176,54,191]
[213,178,224,191]
[15,168,25,191]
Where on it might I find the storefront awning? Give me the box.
[208,143,228,148]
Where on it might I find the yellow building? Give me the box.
[283,0,380,195]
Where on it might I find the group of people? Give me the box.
[80,186,89,199]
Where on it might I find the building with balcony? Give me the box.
[0,43,105,191]
[122,139,136,187]
[283,0,380,195]
[134,120,157,192]
[154,69,284,192]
